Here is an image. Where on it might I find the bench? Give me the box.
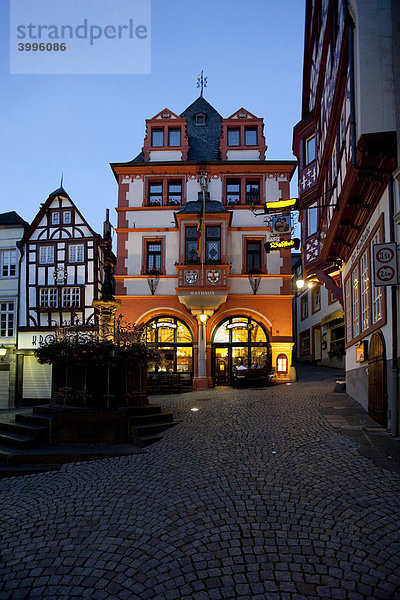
[232,368,272,388]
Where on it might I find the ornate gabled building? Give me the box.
[17,187,103,405]
[111,96,297,390]
[293,0,398,432]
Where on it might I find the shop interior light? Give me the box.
[0,345,7,361]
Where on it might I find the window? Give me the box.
[331,143,337,184]
[39,246,54,264]
[245,127,257,146]
[205,226,221,263]
[276,354,288,373]
[226,180,241,205]
[40,288,58,309]
[360,251,369,331]
[345,279,352,341]
[146,242,161,272]
[51,212,60,225]
[307,203,318,236]
[167,182,182,206]
[68,244,84,263]
[227,128,240,146]
[185,226,198,263]
[62,287,80,308]
[339,108,345,149]
[300,330,311,356]
[0,302,14,337]
[63,211,72,224]
[246,240,262,273]
[168,129,181,147]
[151,129,164,147]
[371,231,383,323]
[312,286,321,313]
[246,181,260,204]
[301,293,308,320]
[1,250,17,277]
[149,183,163,206]
[352,265,360,338]
[305,136,316,164]
[194,113,206,125]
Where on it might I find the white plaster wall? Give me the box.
[124,277,178,296]
[229,210,262,228]
[149,150,182,161]
[126,179,144,207]
[350,0,395,136]
[226,150,260,160]
[266,251,283,275]
[229,277,283,295]
[208,177,222,201]
[265,177,284,201]
[125,210,176,229]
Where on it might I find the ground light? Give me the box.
[191,407,200,412]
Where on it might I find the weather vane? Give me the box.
[196,71,207,97]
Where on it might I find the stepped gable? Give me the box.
[180,96,222,161]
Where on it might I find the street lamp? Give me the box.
[248,273,261,295]
[296,278,305,290]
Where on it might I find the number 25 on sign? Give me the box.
[373,242,398,286]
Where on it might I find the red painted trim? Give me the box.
[141,236,166,275]
[219,112,267,160]
[143,112,189,161]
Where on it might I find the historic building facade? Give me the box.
[0,212,28,408]
[112,97,296,389]
[17,187,103,405]
[293,0,398,432]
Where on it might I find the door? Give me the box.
[214,348,228,385]
[368,330,386,427]
[313,326,321,361]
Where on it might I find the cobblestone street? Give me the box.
[1,366,400,599]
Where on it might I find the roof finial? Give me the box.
[60,172,64,189]
[196,71,207,97]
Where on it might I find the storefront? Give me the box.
[145,316,194,375]
[212,316,271,385]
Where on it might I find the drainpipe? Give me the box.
[346,1,399,435]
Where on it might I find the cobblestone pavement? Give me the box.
[1,366,400,599]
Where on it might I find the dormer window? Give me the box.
[194,113,206,125]
[168,129,181,147]
[245,127,257,146]
[227,128,240,146]
[151,129,164,147]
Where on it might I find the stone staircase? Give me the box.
[0,404,179,471]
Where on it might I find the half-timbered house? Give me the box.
[293,0,398,432]
[17,187,103,404]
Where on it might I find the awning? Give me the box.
[320,309,344,326]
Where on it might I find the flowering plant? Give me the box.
[35,338,163,368]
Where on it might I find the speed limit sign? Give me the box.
[373,242,398,286]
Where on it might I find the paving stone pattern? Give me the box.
[1,367,400,599]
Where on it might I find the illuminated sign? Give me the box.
[226,322,249,329]
[264,238,300,252]
[356,341,368,363]
[152,322,177,329]
[264,198,298,213]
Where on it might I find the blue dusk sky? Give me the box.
[0,0,305,235]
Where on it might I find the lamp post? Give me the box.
[0,344,7,362]
[248,273,261,295]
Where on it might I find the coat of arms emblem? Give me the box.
[206,269,220,284]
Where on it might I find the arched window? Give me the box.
[276,354,288,374]
[144,316,193,373]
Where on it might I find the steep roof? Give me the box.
[0,211,28,227]
[180,97,222,161]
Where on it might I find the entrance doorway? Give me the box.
[368,329,387,427]
[212,316,270,386]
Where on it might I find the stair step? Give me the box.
[0,431,37,450]
[134,435,163,448]
[15,413,52,427]
[130,421,179,437]
[33,405,55,416]
[0,421,49,439]
[126,404,162,416]
[130,412,174,426]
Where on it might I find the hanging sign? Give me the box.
[373,242,398,286]
[264,238,300,253]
